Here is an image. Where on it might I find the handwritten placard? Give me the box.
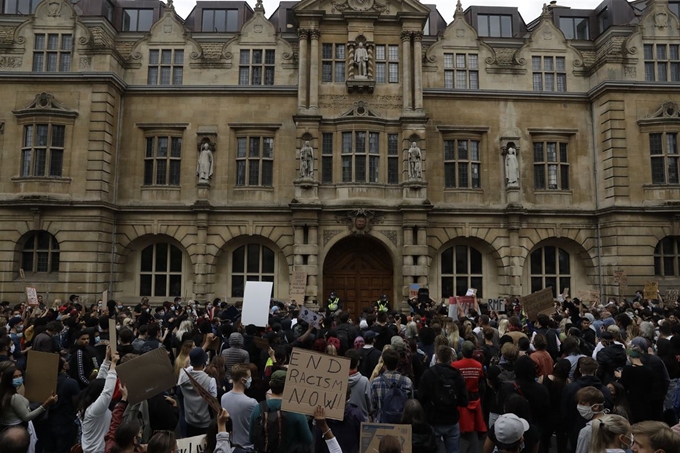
[25,287,39,306]
[289,270,307,303]
[520,287,555,320]
[665,289,679,304]
[281,348,350,420]
[487,298,506,312]
[644,281,659,300]
[456,296,476,315]
[299,306,323,328]
[176,435,206,453]
[409,284,420,300]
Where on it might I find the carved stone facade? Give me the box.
[1,0,680,312]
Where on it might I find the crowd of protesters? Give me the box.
[0,289,680,453]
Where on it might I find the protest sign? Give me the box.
[24,350,59,403]
[102,290,108,306]
[253,337,269,349]
[448,297,458,320]
[289,270,307,303]
[117,347,176,405]
[520,287,555,320]
[409,284,420,300]
[25,287,39,306]
[282,348,350,420]
[665,289,679,303]
[242,281,273,327]
[109,318,117,355]
[299,306,323,328]
[183,369,222,414]
[457,296,476,315]
[562,288,570,298]
[466,288,477,297]
[176,435,206,453]
[487,298,506,312]
[644,281,659,300]
[360,423,412,453]
[222,305,240,323]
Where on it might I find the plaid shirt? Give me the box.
[369,370,413,421]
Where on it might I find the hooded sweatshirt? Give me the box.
[222,333,250,381]
[177,369,217,428]
[348,371,372,418]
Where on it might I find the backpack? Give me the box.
[380,375,409,423]
[430,366,458,409]
[252,401,285,453]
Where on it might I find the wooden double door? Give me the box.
[322,236,393,318]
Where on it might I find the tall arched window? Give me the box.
[139,243,182,297]
[654,236,680,277]
[231,244,275,297]
[441,245,483,298]
[530,246,570,296]
[21,231,59,273]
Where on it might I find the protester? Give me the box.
[220,363,256,453]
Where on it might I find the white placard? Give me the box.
[176,435,207,453]
[299,307,324,328]
[466,288,477,297]
[242,281,273,327]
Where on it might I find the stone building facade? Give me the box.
[1,0,679,315]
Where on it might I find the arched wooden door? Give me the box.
[322,236,393,318]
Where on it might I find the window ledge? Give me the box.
[15,273,59,282]
[234,186,275,191]
[140,185,181,191]
[534,189,573,195]
[643,184,680,190]
[331,183,402,189]
[12,177,71,184]
[443,188,484,193]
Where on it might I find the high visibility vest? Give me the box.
[328,298,340,311]
[377,300,388,312]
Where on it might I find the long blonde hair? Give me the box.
[447,323,460,349]
[590,414,631,453]
[498,318,510,336]
[174,340,194,379]
[176,320,193,341]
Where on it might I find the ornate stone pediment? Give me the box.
[335,209,384,235]
[12,92,78,119]
[339,101,381,118]
[294,0,430,16]
[638,101,680,125]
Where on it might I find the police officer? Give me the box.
[326,291,341,317]
[375,294,389,313]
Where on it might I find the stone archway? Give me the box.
[322,236,393,318]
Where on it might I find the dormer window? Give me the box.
[202,9,239,32]
[559,17,589,40]
[477,14,512,38]
[123,9,154,32]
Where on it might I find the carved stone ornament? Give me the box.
[0,56,22,68]
[331,0,389,14]
[645,101,680,119]
[335,209,384,235]
[47,1,62,17]
[12,92,78,119]
[655,12,669,29]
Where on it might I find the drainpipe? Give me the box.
[109,95,125,295]
[590,101,604,301]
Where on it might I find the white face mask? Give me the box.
[577,404,603,420]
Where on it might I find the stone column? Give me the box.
[412,31,424,112]
[309,29,321,111]
[194,213,208,299]
[401,31,412,111]
[297,29,310,111]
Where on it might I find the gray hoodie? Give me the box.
[222,333,250,381]
[177,369,217,428]
[348,371,372,419]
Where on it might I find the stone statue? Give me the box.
[354,42,369,77]
[408,142,422,180]
[505,146,519,187]
[299,140,314,178]
[197,142,214,183]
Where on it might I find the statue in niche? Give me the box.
[197,141,214,183]
[354,41,369,77]
[505,146,519,187]
[299,140,314,178]
[408,142,422,180]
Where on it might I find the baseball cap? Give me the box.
[494,413,529,445]
[271,370,287,386]
[8,317,22,328]
[189,347,208,367]
[363,330,378,341]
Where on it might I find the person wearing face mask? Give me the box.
[575,386,607,453]
[589,414,632,453]
[220,363,256,453]
[0,364,58,431]
[8,317,26,368]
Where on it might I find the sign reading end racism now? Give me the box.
[281,348,350,420]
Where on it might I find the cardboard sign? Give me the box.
[665,289,679,303]
[24,350,59,403]
[409,284,420,300]
[299,306,323,328]
[563,288,570,298]
[102,290,108,306]
[242,281,273,327]
[25,287,39,306]
[466,288,477,297]
[253,337,269,349]
[487,298,506,312]
[289,271,307,303]
[448,297,458,320]
[360,423,412,453]
[176,435,207,453]
[116,347,175,405]
[520,287,555,320]
[282,348,350,420]
[222,305,240,323]
[109,318,117,355]
[644,281,659,300]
